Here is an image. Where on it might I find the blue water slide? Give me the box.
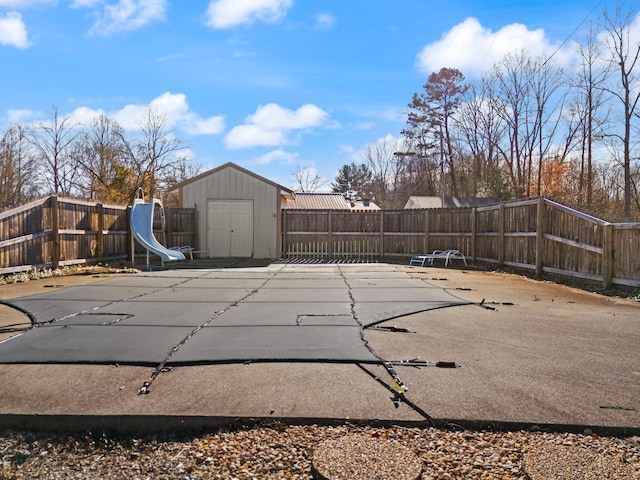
[130,198,185,262]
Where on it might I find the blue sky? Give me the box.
[0,0,615,191]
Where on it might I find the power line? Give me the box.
[538,0,605,70]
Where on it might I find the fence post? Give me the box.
[535,197,545,276]
[602,223,613,288]
[127,206,133,265]
[498,203,505,267]
[327,211,333,259]
[424,210,430,254]
[379,211,384,260]
[96,202,104,262]
[166,208,174,248]
[51,196,60,269]
[470,208,476,261]
[193,203,198,253]
[281,209,287,258]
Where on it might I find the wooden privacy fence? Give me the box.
[0,196,196,274]
[282,197,640,288]
[2,195,638,288]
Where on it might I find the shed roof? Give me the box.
[283,193,350,210]
[404,196,501,209]
[404,196,442,209]
[349,200,381,212]
[171,162,294,198]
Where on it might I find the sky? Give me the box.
[0,0,620,192]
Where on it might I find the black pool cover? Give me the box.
[0,264,470,365]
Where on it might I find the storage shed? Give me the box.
[173,162,294,259]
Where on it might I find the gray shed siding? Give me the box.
[181,167,281,258]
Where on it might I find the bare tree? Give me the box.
[73,114,131,203]
[487,51,567,197]
[120,107,189,202]
[529,57,569,196]
[455,79,509,197]
[161,158,203,207]
[28,104,81,195]
[292,165,327,192]
[571,22,610,210]
[363,136,406,208]
[0,124,38,209]
[599,5,640,217]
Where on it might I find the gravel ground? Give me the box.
[1,424,639,480]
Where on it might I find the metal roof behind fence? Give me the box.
[283,193,351,210]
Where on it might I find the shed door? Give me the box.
[207,200,253,257]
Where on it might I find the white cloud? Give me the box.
[111,103,146,130]
[110,92,225,135]
[254,148,298,165]
[0,0,54,7]
[65,92,224,136]
[7,108,38,123]
[225,103,328,149]
[205,0,292,29]
[347,133,405,164]
[149,92,192,124]
[70,0,102,7]
[315,12,334,29]
[247,103,327,130]
[226,124,286,149]
[179,147,194,161]
[70,106,105,125]
[150,92,225,135]
[339,144,357,159]
[416,17,573,77]
[87,0,167,36]
[186,116,226,136]
[354,121,375,130]
[0,11,30,49]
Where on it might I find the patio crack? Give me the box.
[336,265,434,425]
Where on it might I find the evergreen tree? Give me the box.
[331,162,372,200]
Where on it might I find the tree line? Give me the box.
[332,6,640,220]
[0,104,198,210]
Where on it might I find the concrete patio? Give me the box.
[0,262,638,435]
